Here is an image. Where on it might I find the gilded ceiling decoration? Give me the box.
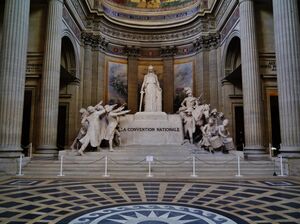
[109,0,197,10]
[102,0,203,28]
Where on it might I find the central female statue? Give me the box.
[140,65,162,112]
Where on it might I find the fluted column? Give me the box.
[83,45,92,107]
[273,0,300,156]
[82,33,93,107]
[209,48,218,110]
[0,0,30,158]
[36,0,63,156]
[239,0,265,158]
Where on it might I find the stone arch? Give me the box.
[221,32,244,151]
[222,31,241,78]
[61,30,80,79]
[57,31,81,149]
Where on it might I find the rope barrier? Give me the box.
[64,156,106,165]
[108,157,146,166]
[194,156,236,165]
[154,158,191,166]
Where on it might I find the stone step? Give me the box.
[24,146,276,178]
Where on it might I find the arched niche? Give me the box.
[224,35,242,88]
[57,35,80,149]
[222,34,244,151]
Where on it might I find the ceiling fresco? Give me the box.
[110,0,197,10]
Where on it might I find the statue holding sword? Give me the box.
[139,65,162,112]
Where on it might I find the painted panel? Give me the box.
[174,61,193,111]
[107,61,128,105]
[110,0,195,9]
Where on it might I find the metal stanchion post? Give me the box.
[191,156,197,177]
[146,156,153,177]
[103,156,110,177]
[278,155,286,177]
[57,155,65,177]
[147,160,153,177]
[16,155,24,176]
[235,155,242,177]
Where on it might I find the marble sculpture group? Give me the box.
[72,65,234,155]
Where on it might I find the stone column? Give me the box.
[239,0,265,158]
[194,52,202,97]
[97,51,105,101]
[163,57,174,113]
[0,0,30,157]
[126,47,139,113]
[36,0,63,157]
[203,51,210,103]
[92,49,105,105]
[82,33,93,107]
[273,0,300,156]
[209,47,218,110]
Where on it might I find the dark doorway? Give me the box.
[270,96,281,149]
[21,90,32,155]
[57,104,68,150]
[235,106,245,151]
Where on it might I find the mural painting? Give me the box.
[110,0,195,9]
[174,61,193,111]
[107,62,128,105]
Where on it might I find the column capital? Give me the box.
[193,33,220,53]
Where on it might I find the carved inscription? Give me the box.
[120,127,180,132]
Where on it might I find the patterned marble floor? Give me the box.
[0,177,299,224]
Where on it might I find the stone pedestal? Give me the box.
[0,0,30,157]
[119,112,184,145]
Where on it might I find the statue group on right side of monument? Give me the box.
[178,87,234,153]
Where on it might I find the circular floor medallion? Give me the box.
[65,204,246,224]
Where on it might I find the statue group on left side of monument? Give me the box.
[70,101,130,156]
[178,87,234,153]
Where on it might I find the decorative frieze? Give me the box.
[98,18,208,43]
[124,46,141,57]
[81,32,220,57]
[160,46,178,58]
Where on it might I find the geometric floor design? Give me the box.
[0,178,300,223]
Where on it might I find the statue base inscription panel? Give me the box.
[119,112,184,145]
